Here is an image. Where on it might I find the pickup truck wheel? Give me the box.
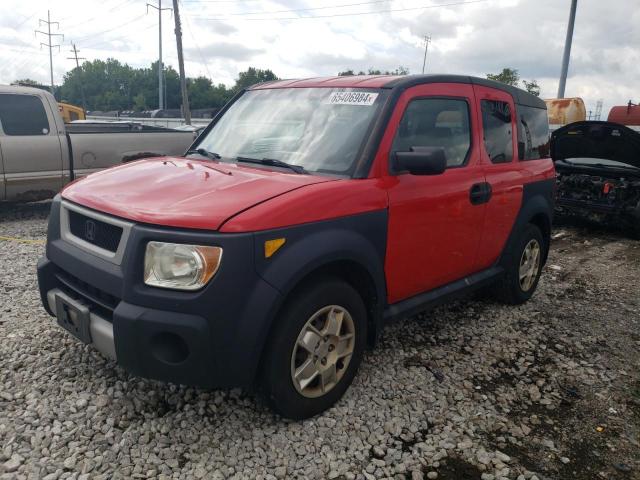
[261,278,366,420]
[493,224,544,305]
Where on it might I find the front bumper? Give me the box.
[46,287,116,359]
[37,197,283,389]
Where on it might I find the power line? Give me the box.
[182,0,270,3]
[35,10,64,94]
[14,11,38,29]
[81,22,157,50]
[196,0,392,17]
[180,3,213,80]
[73,13,148,42]
[199,0,488,21]
[63,0,134,30]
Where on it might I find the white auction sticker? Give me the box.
[325,91,379,106]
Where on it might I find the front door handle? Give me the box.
[470,182,492,205]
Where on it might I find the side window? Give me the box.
[391,98,471,167]
[0,94,50,136]
[517,104,550,160]
[480,100,513,163]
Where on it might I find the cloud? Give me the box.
[0,0,638,115]
[187,41,263,61]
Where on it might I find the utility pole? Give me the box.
[557,0,577,98]
[421,35,431,74]
[594,99,603,121]
[172,0,191,124]
[67,43,87,112]
[147,0,172,110]
[35,10,64,95]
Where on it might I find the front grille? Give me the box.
[55,270,119,321]
[68,210,123,252]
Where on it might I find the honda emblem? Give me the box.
[84,220,96,242]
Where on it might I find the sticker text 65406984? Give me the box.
[325,91,379,106]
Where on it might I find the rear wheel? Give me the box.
[261,278,366,419]
[493,223,545,304]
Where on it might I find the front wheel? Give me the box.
[261,278,367,420]
[493,223,545,304]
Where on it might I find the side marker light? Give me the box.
[264,238,286,258]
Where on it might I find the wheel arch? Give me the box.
[529,210,552,262]
[499,179,554,268]
[285,258,382,344]
[249,211,388,385]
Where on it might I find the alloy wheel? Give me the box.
[519,239,541,292]
[290,305,355,398]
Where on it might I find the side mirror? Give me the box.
[392,147,447,175]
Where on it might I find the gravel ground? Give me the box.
[1,202,639,480]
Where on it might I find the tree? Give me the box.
[45,63,278,112]
[233,67,278,91]
[486,68,520,86]
[338,66,409,76]
[521,79,541,97]
[486,68,541,97]
[12,78,50,90]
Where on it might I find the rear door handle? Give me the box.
[470,182,492,205]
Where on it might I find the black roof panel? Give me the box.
[383,74,546,109]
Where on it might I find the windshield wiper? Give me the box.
[235,156,307,174]
[186,148,222,160]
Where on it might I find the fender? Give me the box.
[252,209,388,348]
[498,178,555,267]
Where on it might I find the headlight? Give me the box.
[144,242,222,290]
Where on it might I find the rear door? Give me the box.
[472,86,524,270]
[0,93,64,201]
[382,83,488,303]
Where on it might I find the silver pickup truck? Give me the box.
[0,85,197,201]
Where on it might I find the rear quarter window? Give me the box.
[517,104,550,160]
[480,100,513,164]
[0,94,50,136]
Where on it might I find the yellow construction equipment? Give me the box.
[58,102,86,123]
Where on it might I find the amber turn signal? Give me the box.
[264,238,286,258]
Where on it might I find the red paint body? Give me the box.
[63,158,333,230]
[62,76,555,306]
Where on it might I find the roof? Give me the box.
[0,84,53,97]
[608,104,640,126]
[250,75,405,89]
[250,74,546,109]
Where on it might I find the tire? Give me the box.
[493,223,545,305]
[261,277,367,420]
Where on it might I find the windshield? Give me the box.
[194,87,385,176]
[565,157,639,170]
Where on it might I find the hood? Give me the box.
[62,157,334,230]
[551,121,640,169]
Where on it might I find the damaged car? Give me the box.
[552,120,640,237]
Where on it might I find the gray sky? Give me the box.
[0,0,637,115]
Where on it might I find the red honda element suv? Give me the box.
[38,75,555,419]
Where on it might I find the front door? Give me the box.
[0,93,64,201]
[382,83,488,304]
